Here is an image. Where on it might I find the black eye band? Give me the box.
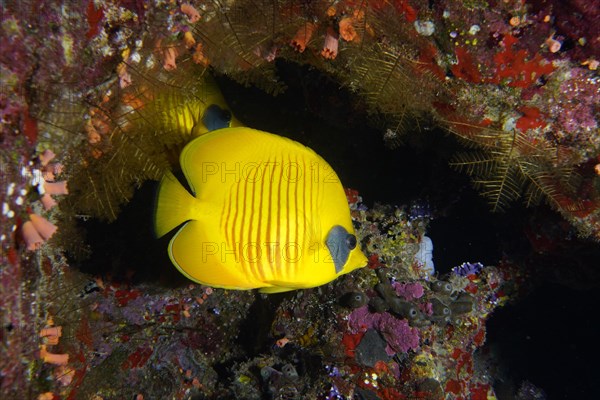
[202,104,232,131]
[346,234,357,250]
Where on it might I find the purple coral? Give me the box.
[409,201,433,221]
[375,314,420,355]
[347,306,420,355]
[392,282,424,300]
[452,262,484,277]
[347,306,380,333]
[419,302,433,316]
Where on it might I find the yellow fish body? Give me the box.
[155,127,367,293]
[154,78,367,293]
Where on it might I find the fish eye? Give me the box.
[346,234,357,250]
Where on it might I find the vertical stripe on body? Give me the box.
[275,155,284,277]
[245,161,260,281]
[254,158,267,280]
[230,179,241,264]
[217,148,324,286]
[237,170,248,279]
[264,157,274,278]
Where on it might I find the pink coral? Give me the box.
[42,162,63,181]
[181,3,201,23]
[22,221,44,250]
[419,302,433,316]
[162,46,179,71]
[40,326,62,338]
[41,193,57,210]
[348,305,380,333]
[40,326,62,345]
[43,180,68,195]
[39,149,56,166]
[375,314,420,355]
[39,345,69,366]
[29,214,57,241]
[392,282,424,300]
[348,306,420,355]
[321,27,339,59]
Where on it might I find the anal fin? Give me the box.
[258,285,296,294]
[169,221,259,290]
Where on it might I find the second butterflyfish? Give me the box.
[154,77,367,293]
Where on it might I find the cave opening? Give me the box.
[69,61,599,397]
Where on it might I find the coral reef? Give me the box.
[3,0,598,235]
[1,0,598,398]
[2,178,524,398]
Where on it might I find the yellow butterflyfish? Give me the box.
[154,80,367,293]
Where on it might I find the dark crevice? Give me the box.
[68,180,186,286]
[237,293,288,356]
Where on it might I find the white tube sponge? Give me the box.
[415,235,434,276]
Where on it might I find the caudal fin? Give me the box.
[154,172,197,238]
